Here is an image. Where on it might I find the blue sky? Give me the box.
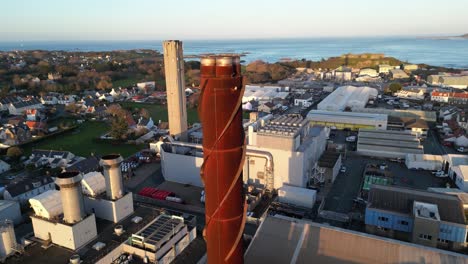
[1,0,467,41]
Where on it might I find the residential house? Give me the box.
[98,93,114,102]
[403,64,419,72]
[258,102,276,114]
[431,91,468,105]
[394,88,425,101]
[8,98,43,115]
[40,96,59,105]
[378,65,394,74]
[0,124,31,146]
[26,121,48,135]
[57,95,76,105]
[26,149,76,168]
[3,177,55,205]
[456,110,468,130]
[66,156,100,174]
[294,93,313,108]
[0,97,21,111]
[7,116,25,126]
[390,69,409,80]
[334,66,353,81]
[94,105,108,118]
[137,81,156,93]
[47,72,62,81]
[25,109,39,121]
[365,185,468,250]
[109,88,120,98]
[137,117,155,130]
[359,68,379,77]
[450,93,468,105]
[431,91,451,103]
[0,160,11,174]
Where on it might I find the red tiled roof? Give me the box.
[431,91,468,98]
[26,121,47,130]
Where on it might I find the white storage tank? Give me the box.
[0,220,17,260]
[277,185,316,209]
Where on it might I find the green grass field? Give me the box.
[120,102,199,124]
[24,121,144,158]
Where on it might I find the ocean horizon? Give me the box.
[1,37,467,69]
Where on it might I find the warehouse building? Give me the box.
[405,154,444,171]
[246,215,468,263]
[307,110,387,130]
[317,86,378,111]
[357,129,423,158]
[439,76,468,89]
[242,85,290,103]
[355,108,437,123]
[387,116,429,139]
[365,185,468,251]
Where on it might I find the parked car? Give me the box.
[346,136,357,142]
[340,166,347,173]
[442,141,453,147]
[432,170,448,178]
[456,147,468,153]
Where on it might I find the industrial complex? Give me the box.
[1,39,468,264]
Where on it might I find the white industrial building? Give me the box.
[277,185,316,209]
[29,171,98,250]
[28,155,134,250]
[359,68,379,77]
[444,154,468,192]
[307,110,387,130]
[157,114,327,191]
[317,86,378,111]
[81,159,134,223]
[357,129,423,158]
[246,115,327,189]
[394,89,425,101]
[242,85,289,103]
[405,154,444,171]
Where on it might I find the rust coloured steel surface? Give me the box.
[199,55,246,264]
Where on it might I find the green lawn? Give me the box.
[120,102,199,124]
[24,121,144,158]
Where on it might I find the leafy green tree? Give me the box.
[389,83,403,93]
[110,117,129,140]
[7,147,23,159]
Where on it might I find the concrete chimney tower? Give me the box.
[55,171,86,224]
[100,154,124,200]
[163,40,188,141]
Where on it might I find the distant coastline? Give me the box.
[0,38,467,68]
[420,33,468,40]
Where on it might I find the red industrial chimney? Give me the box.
[199,55,246,263]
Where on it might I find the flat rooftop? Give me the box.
[368,185,466,225]
[245,215,468,264]
[308,110,387,120]
[7,206,163,264]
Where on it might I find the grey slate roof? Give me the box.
[5,177,54,197]
[368,185,466,224]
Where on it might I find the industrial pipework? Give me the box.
[199,55,246,264]
[55,171,86,224]
[100,154,124,200]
